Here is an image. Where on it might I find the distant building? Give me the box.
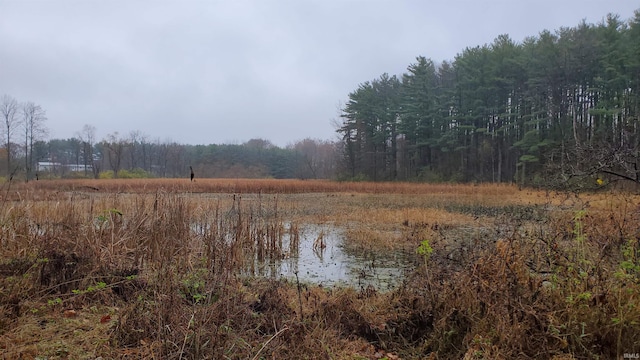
[36,161,61,172]
[36,162,93,173]
[67,164,93,172]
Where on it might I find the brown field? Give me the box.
[0,179,639,359]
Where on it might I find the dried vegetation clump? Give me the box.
[0,179,638,359]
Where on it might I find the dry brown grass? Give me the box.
[10,178,525,196]
[0,179,639,359]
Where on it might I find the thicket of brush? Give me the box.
[0,179,639,359]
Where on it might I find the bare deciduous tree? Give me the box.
[105,132,127,178]
[1,95,19,175]
[166,142,186,178]
[76,124,96,177]
[22,102,48,181]
[290,138,338,179]
[128,130,150,170]
[153,138,170,177]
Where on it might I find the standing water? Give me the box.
[256,224,417,291]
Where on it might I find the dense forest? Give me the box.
[337,12,640,188]
[3,11,640,188]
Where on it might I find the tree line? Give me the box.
[0,110,339,181]
[337,11,640,188]
[1,95,338,181]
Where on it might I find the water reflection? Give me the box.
[256,224,416,291]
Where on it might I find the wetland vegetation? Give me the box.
[1,179,639,359]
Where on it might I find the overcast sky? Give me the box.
[1,1,638,147]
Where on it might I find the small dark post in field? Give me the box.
[190,166,195,182]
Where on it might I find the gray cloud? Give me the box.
[1,0,637,146]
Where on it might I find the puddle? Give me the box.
[251,224,417,291]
